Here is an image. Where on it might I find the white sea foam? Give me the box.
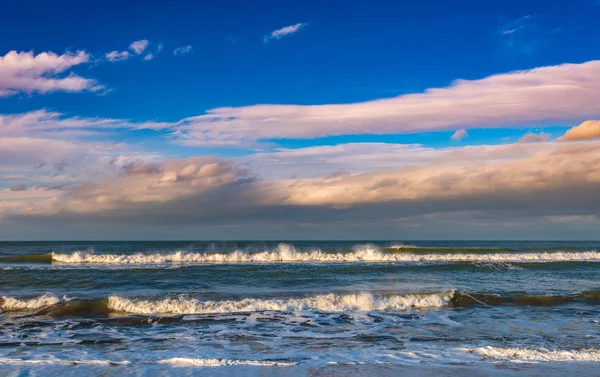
[157,358,297,367]
[0,358,131,365]
[108,292,453,315]
[471,347,600,362]
[0,294,62,312]
[51,244,600,264]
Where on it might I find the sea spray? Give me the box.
[51,243,600,264]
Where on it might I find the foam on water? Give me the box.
[0,358,130,366]
[108,292,454,315]
[1,295,62,312]
[157,358,298,367]
[470,347,600,362]
[51,244,600,264]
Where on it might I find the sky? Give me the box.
[1,0,600,240]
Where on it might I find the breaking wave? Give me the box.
[0,357,290,367]
[50,244,600,264]
[0,295,64,312]
[3,290,598,316]
[157,358,298,367]
[471,346,600,362]
[107,292,454,315]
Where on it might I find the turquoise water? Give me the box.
[1,241,599,374]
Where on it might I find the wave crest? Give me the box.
[108,292,453,315]
[51,244,600,265]
[471,346,600,362]
[157,358,297,367]
[1,295,63,312]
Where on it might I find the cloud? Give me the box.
[0,50,102,97]
[519,132,551,143]
[171,60,600,146]
[5,140,600,231]
[264,23,307,42]
[105,40,151,62]
[8,59,599,149]
[10,183,27,191]
[173,45,193,56]
[559,120,600,141]
[129,40,149,55]
[451,130,468,141]
[501,14,531,36]
[0,110,166,192]
[0,109,171,139]
[105,50,130,62]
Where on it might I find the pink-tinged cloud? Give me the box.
[0,50,102,96]
[105,50,130,62]
[451,130,468,140]
[174,60,600,146]
[519,132,551,143]
[129,40,149,55]
[560,120,600,141]
[4,140,600,224]
[264,23,307,42]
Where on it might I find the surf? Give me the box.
[49,244,600,264]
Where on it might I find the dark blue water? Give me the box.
[1,241,599,374]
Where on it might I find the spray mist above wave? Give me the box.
[50,243,600,264]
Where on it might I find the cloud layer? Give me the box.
[4,139,600,230]
[168,60,600,146]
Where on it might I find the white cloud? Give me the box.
[173,45,193,56]
[105,50,130,62]
[0,109,172,139]
[451,130,468,140]
[560,120,600,141]
[170,60,600,146]
[245,142,551,179]
[129,40,149,55]
[264,23,307,42]
[105,40,151,62]
[0,110,165,194]
[8,60,599,149]
[0,50,102,97]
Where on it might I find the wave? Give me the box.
[157,358,298,367]
[0,357,293,367]
[108,292,454,315]
[4,290,598,317]
[49,244,600,265]
[470,346,600,362]
[0,295,64,312]
[0,358,131,366]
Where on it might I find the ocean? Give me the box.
[0,240,599,376]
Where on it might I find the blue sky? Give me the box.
[1,0,600,239]
[2,0,598,122]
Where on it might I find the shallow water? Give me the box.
[1,241,599,375]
